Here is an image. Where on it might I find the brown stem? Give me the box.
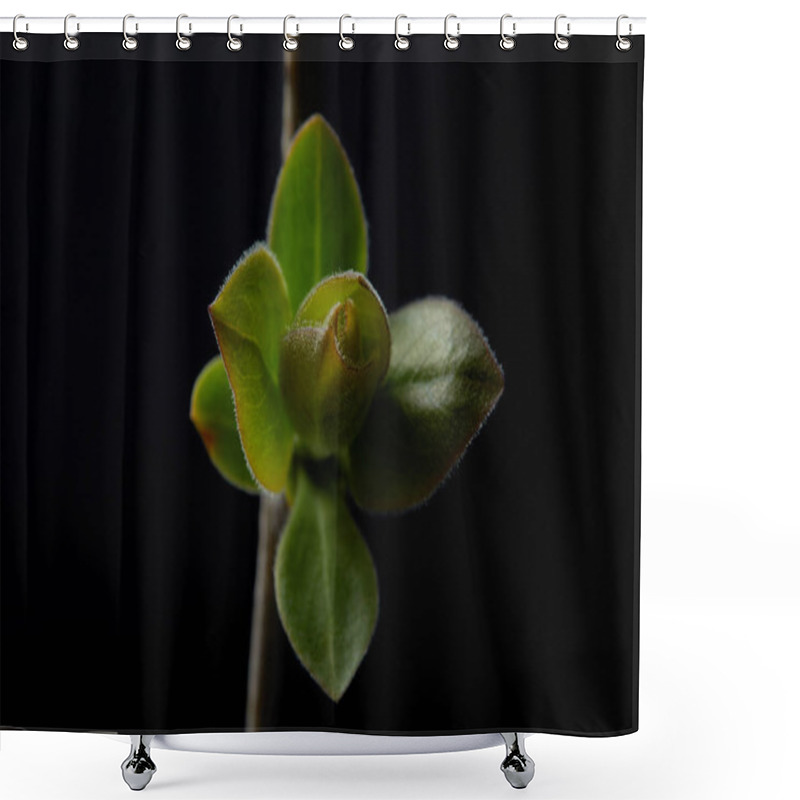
[245,51,297,731]
[245,51,298,732]
[246,491,289,730]
[281,51,299,157]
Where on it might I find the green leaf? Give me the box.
[275,463,378,702]
[209,245,294,493]
[190,356,259,494]
[346,298,504,513]
[267,115,368,312]
[279,273,391,459]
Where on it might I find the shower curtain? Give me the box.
[0,30,643,737]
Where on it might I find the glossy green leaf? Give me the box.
[279,272,390,459]
[346,298,505,512]
[190,356,259,494]
[267,115,368,312]
[209,245,294,493]
[275,463,378,702]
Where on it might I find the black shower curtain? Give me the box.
[1,33,643,736]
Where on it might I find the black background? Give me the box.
[1,35,642,735]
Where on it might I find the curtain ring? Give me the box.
[12,14,29,51]
[394,14,410,51]
[553,14,570,51]
[227,15,242,51]
[444,14,460,51]
[176,14,192,50]
[63,13,80,51]
[339,14,355,50]
[122,14,138,51]
[616,14,632,51]
[500,14,516,50]
[283,15,299,51]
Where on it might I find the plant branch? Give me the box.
[245,50,298,731]
[281,51,299,157]
[246,491,289,730]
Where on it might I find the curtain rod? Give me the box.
[1,16,646,37]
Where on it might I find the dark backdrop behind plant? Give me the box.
[1,35,641,735]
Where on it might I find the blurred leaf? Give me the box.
[346,298,504,512]
[275,463,378,702]
[190,356,259,494]
[268,115,368,312]
[209,245,294,492]
[279,272,390,459]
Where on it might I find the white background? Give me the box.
[2,1,799,798]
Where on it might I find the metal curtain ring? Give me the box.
[176,13,191,50]
[444,14,460,50]
[283,15,299,51]
[339,14,354,50]
[616,14,632,51]
[64,13,80,51]
[227,15,242,51]
[395,14,410,50]
[12,14,29,51]
[500,14,516,50]
[122,14,138,51]
[554,14,570,51]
